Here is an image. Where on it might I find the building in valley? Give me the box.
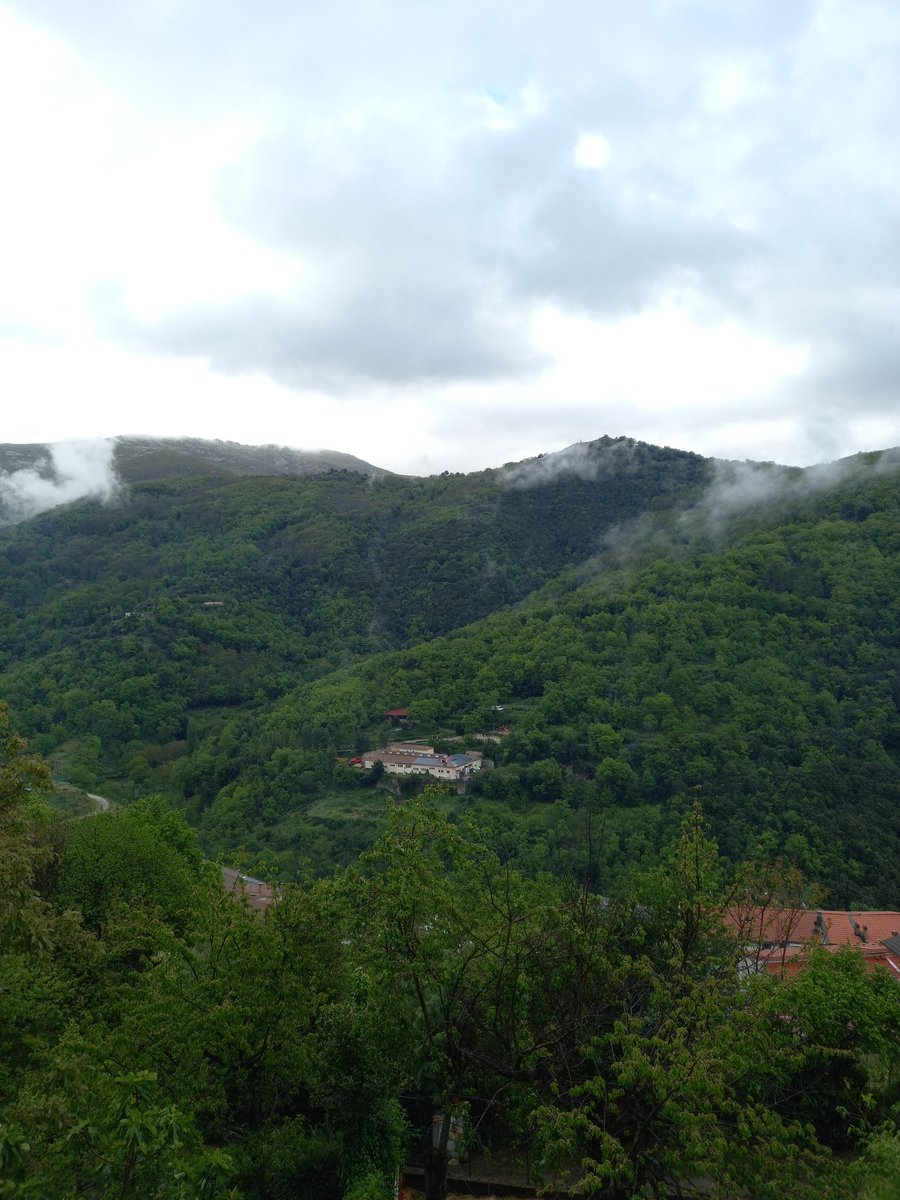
[353,743,482,782]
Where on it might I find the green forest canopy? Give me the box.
[179,462,900,905]
[2,706,900,1199]
[0,441,898,906]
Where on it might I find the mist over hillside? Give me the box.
[3,430,893,529]
[0,436,391,524]
[0,433,897,909]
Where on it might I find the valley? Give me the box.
[1,434,899,1199]
[1,436,896,905]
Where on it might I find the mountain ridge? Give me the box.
[0,435,391,486]
[0,433,897,904]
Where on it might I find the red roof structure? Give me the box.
[764,942,900,980]
[724,905,900,980]
[222,867,276,911]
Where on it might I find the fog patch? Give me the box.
[588,446,900,574]
[502,436,642,488]
[872,445,900,474]
[0,439,121,524]
[661,446,898,551]
[682,455,860,540]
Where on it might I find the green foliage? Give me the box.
[768,947,900,1146]
[2,786,407,1197]
[846,1128,900,1200]
[3,447,898,903]
[2,444,900,1196]
[531,806,836,1199]
[229,458,899,899]
[0,701,55,954]
[1,1069,234,1199]
[0,441,707,800]
[53,798,203,932]
[0,702,896,1199]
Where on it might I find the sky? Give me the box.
[2,0,900,476]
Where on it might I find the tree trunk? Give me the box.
[423,1112,450,1200]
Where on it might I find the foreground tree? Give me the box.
[53,795,206,933]
[532,805,841,1198]
[769,945,900,1149]
[7,867,409,1198]
[2,705,894,1199]
[0,701,53,952]
[1,704,407,1198]
[344,793,578,1199]
[350,796,860,1198]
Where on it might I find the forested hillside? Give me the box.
[2,714,899,1199]
[1,439,898,908]
[0,435,388,490]
[0,436,707,767]
[2,436,900,1195]
[171,456,899,906]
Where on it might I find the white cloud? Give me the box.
[479,83,546,132]
[0,438,119,523]
[574,132,611,170]
[530,298,809,414]
[0,0,899,473]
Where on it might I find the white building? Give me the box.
[355,743,482,781]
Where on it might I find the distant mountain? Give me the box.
[1,433,897,905]
[203,452,900,904]
[0,436,391,486]
[111,436,394,482]
[0,436,393,525]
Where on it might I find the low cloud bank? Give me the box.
[588,446,900,572]
[501,437,643,488]
[0,439,121,524]
[683,447,900,539]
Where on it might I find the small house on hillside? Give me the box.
[383,708,409,727]
[222,867,276,911]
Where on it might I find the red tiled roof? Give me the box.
[725,906,900,949]
[725,904,811,945]
[793,910,900,946]
[222,866,275,911]
[727,904,900,981]
[758,942,900,980]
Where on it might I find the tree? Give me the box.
[4,864,407,1199]
[1,1068,234,1199]
[770,946,900,1148]
[344,794,567,1200]
[845,1128,900,1200]
[54,799,204,933]
[343,796,867,1197]
[532,805,839,1199]
[0,701,53,953]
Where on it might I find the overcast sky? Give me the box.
[2,0,899,475]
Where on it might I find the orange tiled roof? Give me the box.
[222,866,276,911]
[725,906,900,949]
[727,904,900,981]
[757,941,900,980]
[792,910,900,946]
